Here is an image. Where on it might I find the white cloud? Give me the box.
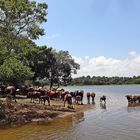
[72,56,85,65]
[85,56,89,59]
[129,51,137,57]
[72,54,140,78]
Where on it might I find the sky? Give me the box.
[35,0,140,77]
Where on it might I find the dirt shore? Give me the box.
[0,97,92,126]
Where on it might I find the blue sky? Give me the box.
[35,0,140,77]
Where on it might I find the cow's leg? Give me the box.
[92,97,95,104]
[64,100,66,107]
[48,99,50,106]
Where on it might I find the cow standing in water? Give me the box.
[6,86,17,102]
[86,92,96,104]
[87,92,91,104]
[100,95,106,104]
[125,95,140,103]
[90,92,96,104]
[75,90,84,105]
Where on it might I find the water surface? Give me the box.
[1,85,140,140]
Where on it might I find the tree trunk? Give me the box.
[50,80,53,89]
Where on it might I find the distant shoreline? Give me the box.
[70,76,140,85]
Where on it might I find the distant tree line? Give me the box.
[70,76,140,85]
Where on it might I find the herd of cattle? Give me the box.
[0,85,139,109]
[0,85,107,108]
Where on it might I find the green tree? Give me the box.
[23,45,56,82]
[49,50,80,88]
[0,0,48,60]
[0,57,33,85]
[0,0,48,85]
[0,0,48,40]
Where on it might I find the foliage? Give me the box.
[71,76,136,85]
[0,57,33,84]
[0,0,48,85]
[49,50,80,88]
[0,0,80,87]
[24,45,56,81]
[0,0,48,63]
[129,76,140,84]
[0,0,48,40]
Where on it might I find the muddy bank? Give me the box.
[0,98,92,127]
[0,101,76,127]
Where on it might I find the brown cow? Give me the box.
[39,95,50,105]
[64,93,73,109]
[38,88,50,105]
[90,92,96,104]
[75,90,84,105]
[86,92,90,104]
[28,87,50,105]
[125,95,140,103]
[30,91,41,103]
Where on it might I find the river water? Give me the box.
[1,85,140,140]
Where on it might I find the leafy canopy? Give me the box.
[0,57,33,84]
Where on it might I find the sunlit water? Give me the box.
[1,85,140,140]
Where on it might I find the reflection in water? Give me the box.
[92,101,96,105]
[100,102,107,110]
[0,112,85,140]
[0,116,73,140]
[128,102,140,107]
[72,112,85,126]
[127,106,137,113]
[127,103,140,113]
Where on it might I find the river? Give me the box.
[0,85,140,140]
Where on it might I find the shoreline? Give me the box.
[0,98,93,128]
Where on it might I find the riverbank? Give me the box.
[0,97,92,127]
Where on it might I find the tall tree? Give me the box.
[49,50,80,88]
[0,0,48,85]
[0,0,48,55]
[23,45,56,82]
